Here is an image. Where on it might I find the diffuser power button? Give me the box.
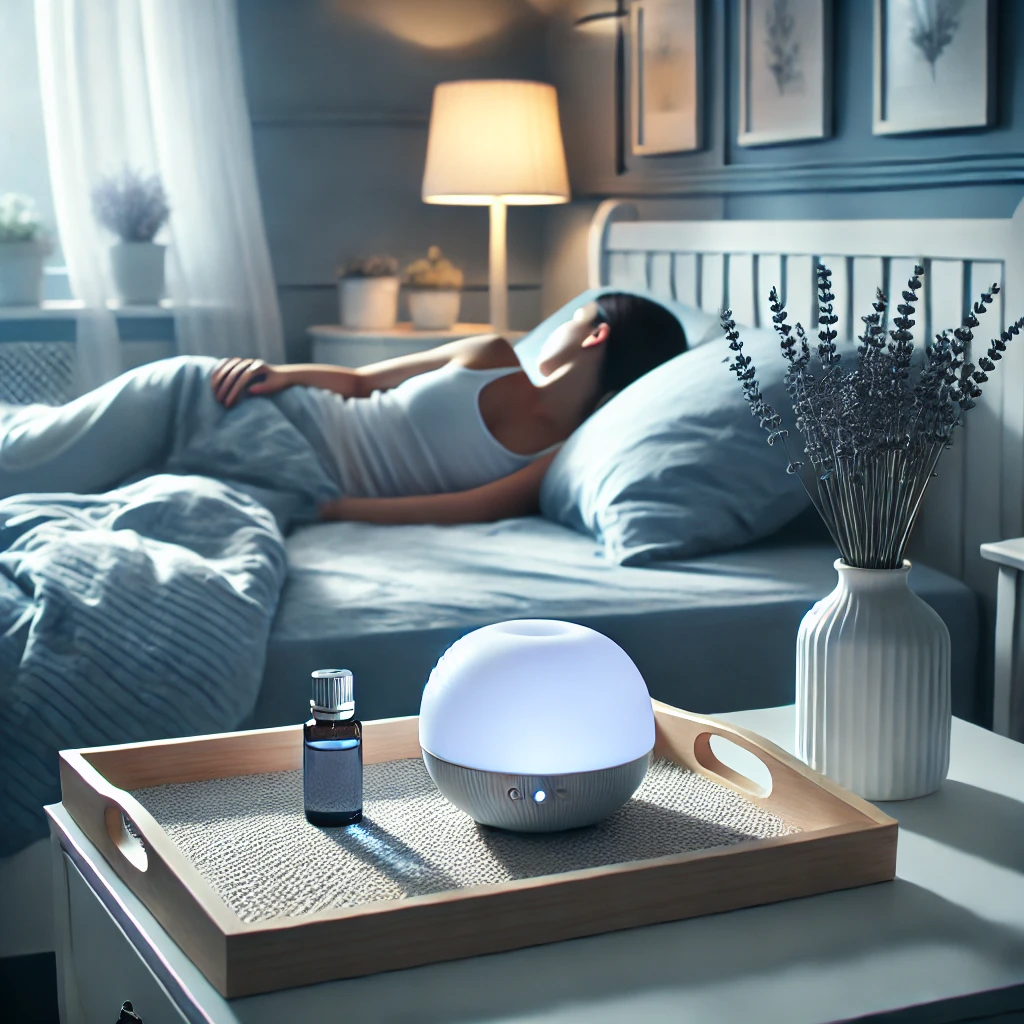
[507,788,522,801]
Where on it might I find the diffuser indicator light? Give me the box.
[533,790,547,803]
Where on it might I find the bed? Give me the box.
[256,516,980,729]
[5,197,1022,961]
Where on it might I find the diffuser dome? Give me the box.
[420,620,655,832]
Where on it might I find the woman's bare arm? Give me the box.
[319,450,558,526]
[212,334,515,407]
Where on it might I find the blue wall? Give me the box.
[551,0,1024,218]
[235,0,552,361]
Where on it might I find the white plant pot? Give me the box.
[110,242,166,305]
[796,559,950,801]
[407,289,461,331]
[0,240,49,306]
[339,276,399,330]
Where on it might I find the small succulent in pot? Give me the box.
[337,255,400,329]
[402,246,464,290]
[403,246,463,330]
[0,193,49,245]
[0,194,52,306]
[91,168,170,243]
[338,255,399,279]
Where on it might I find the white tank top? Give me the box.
[307,363,544,498]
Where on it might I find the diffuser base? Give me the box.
[421,749,652,832]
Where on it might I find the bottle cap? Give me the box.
[310,669,355,718]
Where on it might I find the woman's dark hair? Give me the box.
[593,293,688,395]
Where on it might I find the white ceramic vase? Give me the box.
[408,289,460,330]
[796,559,950,801]
[0,240,49,306]
[110,242,166,305]
[339,276,399,330]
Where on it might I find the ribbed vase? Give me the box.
[796,559,950,801]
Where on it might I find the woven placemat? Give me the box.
[131,757,798,924]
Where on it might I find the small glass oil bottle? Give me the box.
[303,669,363,826]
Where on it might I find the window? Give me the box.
[0,0,69,298]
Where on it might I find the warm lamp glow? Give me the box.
[422,80,571,205]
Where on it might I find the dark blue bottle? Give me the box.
[303,669,363,827]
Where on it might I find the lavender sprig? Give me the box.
[722,263,1015,569]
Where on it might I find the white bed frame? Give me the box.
[588,198,1024,621]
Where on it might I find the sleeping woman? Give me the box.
[0,294,686,524]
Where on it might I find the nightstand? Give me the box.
[307,322,525,368]
[980,538,1024,738]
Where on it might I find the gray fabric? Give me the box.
[131,757,797,924]
[256,517,981,728]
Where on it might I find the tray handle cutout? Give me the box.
[693,731,773,799]
[104,805,149,872]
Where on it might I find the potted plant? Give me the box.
[724,264,1022,800]
[0,194,52,306]
[402,246,464,330]
[337,255,399,330]
[92,168,170,305]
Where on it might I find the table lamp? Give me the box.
[422,80,571,333]
[419,620,654,832]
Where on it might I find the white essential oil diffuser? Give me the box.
[419,620,655,832]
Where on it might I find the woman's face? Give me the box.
[536,302,604,378]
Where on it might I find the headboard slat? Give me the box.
[757,255,784,333]
[701,254,726,317]
[673,253,699,307]
[728,254,757,329]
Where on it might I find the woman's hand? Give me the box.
[211,358,294,407]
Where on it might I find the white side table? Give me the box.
[980,537,1024,738]
[307,322,525,368]
[46,707,1024,1023]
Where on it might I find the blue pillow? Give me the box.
[515,288,723,384]
[538,323,813,566]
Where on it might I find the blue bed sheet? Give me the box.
[256,517,980,728]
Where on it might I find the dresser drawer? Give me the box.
[63,854,188,1024]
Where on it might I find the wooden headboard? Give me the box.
[588,197,1024,617]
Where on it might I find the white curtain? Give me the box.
[35,0,283,392]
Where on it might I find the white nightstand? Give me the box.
[307,322,525,368]
[980,538,1024,738]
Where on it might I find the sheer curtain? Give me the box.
[35,0,283,392]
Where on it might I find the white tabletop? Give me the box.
[981,537,1024,573]
[50,707,1024,1023]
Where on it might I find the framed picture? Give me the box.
[737,0,832,147]
[630,0,702,156]
[873,0,995,135]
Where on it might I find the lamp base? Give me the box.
[421,749,652,833]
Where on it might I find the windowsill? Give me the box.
[0,300,173,320]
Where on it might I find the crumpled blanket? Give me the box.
[0,356,341,854]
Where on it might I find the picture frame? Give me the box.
[737,0,832,147]
[629,0,702,156]
[873,0,995,135]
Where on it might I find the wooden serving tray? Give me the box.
[58,701,897,998]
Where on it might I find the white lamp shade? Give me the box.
[422,80,571,206]
[419,620,654,775]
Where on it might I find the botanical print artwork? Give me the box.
[765,0,803,95]
[631,0,700,154]
[876,0,990,133]
[739,0,827,144]
[908,0,965,79]
[647,19,685,114]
